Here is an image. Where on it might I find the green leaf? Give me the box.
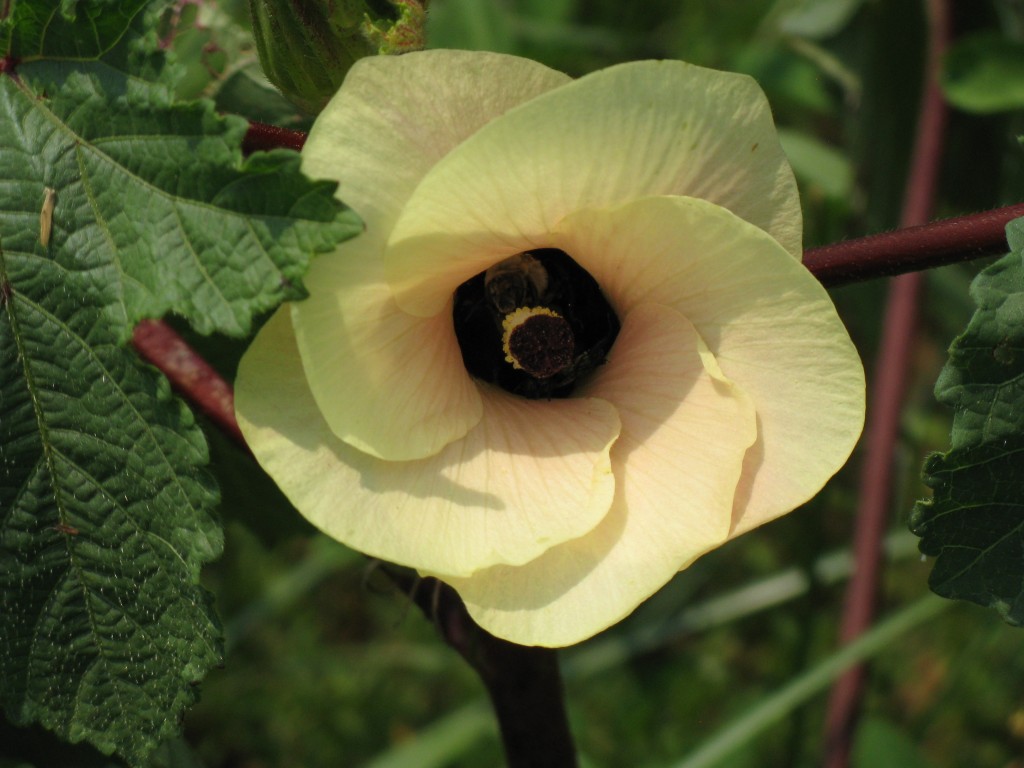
[941,33,1024,114]
[911,224,1024,626]
[1,0,152,61]
[0,247,222,765]
[1,72,358,337]
[13,0,174,93]
[1,22,358,765]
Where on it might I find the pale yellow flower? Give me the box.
[235,50,865,647]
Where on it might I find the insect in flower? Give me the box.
[453,249,620,399]
[483,252,550,314]
[39,187,56,247]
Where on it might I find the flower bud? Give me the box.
[249,0,425,115]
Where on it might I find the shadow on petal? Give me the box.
[236,309,620,577]
[449,304,757,647]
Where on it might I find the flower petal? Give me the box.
[385,59,801,316]
[294,50,570,459]
[301,50,571,248]
[291,236,481,460]
[235,309,622,577]
[442,304,757,647]
[553,195,865,536]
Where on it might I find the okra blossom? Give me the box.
[235,50,865,647]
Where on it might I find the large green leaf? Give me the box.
[911,220,1024,626]
[1,71,355,337]
[0,249,223,765]
[0,9,360,764]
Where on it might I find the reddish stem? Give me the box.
[132,319,247,449]
[243,121,306,153]
[804,203,1023,286]
[822,1,950,766]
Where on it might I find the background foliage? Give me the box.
[3,0,1024,766]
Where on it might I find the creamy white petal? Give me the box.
[385,59,801,317]
[442,304,757,646]
[294,51,570,457]
[291,236,481,460]
[553,195,865,536]
[236,309,621,577]
[301,50,571,250]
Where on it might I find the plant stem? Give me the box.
[243,122,306,153]
[478,641,576,768]
[385,571,578,768]
[132,319,246,448]
[802,202,1022,285]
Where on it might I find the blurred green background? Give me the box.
[9,0,1024,765]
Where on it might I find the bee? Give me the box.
[453,249,619,399]
[484,253,550,314]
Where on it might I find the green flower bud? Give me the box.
[250,0,426,115]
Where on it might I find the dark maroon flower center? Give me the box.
[452,249,620,399]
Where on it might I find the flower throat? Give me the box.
[453,249,620,399]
